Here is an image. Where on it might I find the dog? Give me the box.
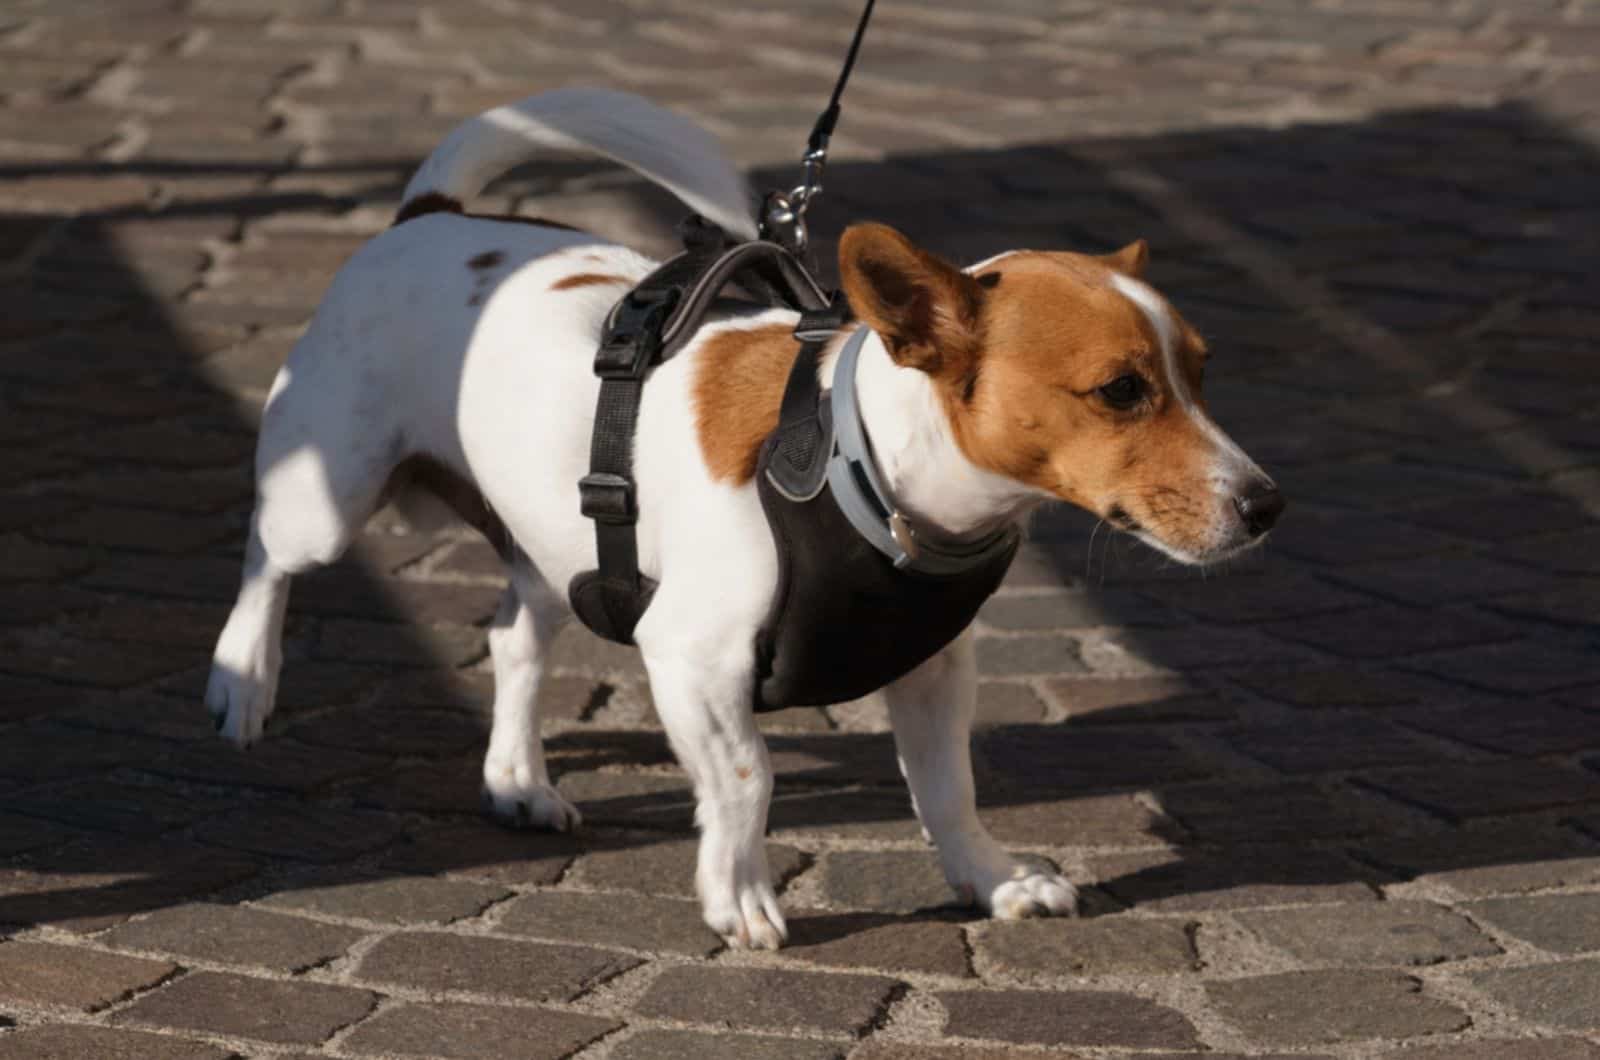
[207,88,1282,950]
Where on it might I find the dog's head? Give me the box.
[839,223,1282,565]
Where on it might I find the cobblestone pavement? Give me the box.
[2,0,1599,1057]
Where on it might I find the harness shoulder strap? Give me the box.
[569,221,832,645]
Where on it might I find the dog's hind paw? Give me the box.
[703,881,788,951]
[204,662,277,749]
[481,767,582,832]
[981,866,1080,920]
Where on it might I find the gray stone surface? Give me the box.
[113,972,376,1046]
[636,966,899,1035]
[937,988,1200,1049]
[1470,960,1600,1031]
[100,901,365,971]
[975,916,1199,978]
[1207,971,1470,1045]
[1237,901,1501,967]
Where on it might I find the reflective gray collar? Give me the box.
[825,327,1021,576]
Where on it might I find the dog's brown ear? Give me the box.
[1099,239,1149,278]
[838,223,983,373]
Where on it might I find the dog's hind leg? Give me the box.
[207,381,396,747]
[883,630,1079,920]
[481,560,581,831]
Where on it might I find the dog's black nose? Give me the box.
[1235,483,1285,537]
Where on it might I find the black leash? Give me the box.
[761,0,878,254]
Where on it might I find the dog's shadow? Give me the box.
[3,99,1598,943]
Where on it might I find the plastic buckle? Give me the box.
[793,295,848,342]
[595,286,680,379]
[578,472,637,524]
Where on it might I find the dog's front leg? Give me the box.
[636,630,784,950]
[884,630,1079,919]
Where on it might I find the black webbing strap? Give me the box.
[571,220,834,644]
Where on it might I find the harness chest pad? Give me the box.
[751,346,1018,712]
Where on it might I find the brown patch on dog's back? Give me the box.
[468,250,504,270]
[551,273,627,292]
[693,323,800,484]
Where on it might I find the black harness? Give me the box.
[568,220,1018,711]
[567,0,1017,709]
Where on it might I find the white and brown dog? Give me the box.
[207,89,1281,949]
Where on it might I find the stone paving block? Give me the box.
[1357,822,1600,897]
[781,912,972,977]
[1400,702,1600,757]
[556,769,695,830]
[380,821,580,885]
[978,726,1214,794]
[1275,604,1517,659]
[612,1029,846,1060]
[114,971,377,1046]
[1358,761,1600,822]
[978,634,1087,675]
[1236,900,1499,967]
[822,850,958,913]
[1158,780,1395,841]
[1091,847,1381,913]
[0,812,85,857]
[259,874,508,926]
[286,704,485,758]
[636,966,900,1035]
[1403,639,1600,696]
[0,1024,234,1060]
[1230,666,1456,709]
[194,804,403,863]
[498,890,722,957]
[356,932,638,1002]
[975,915,1199,978]
[1221,717,1439,773]
[100,901,364,972]
[1464,894,1600,955]
[4,777,230,838]
[1046,675,1237,724]
[150,739,389,794]
[1377,1038,1600,1059]
[1207,970,1469,1044]
[571,838,806,899]
[0,941,176,1011]
[975,681,1050,725]
[979,793,1169,848]
[937,988,1200,1049]
[768,788,924,843]
[341,1001,621,1060]
[1470,960,1600,1031]
[851,1046,1091,1060]
[0,838,262,933]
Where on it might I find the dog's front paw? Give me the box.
[702,877,787,950]
[971,862,1080,920]
[203,659,278,749]
[481,764,582,832]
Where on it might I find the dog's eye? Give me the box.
[1097,374,1145,409]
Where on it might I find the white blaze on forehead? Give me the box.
[1108,272,1261,478]
[965,249,1019,274]
[1108,272,1186,405]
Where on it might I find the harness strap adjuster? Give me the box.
[595,286,681,378]
[793,296,849,342]
[578,472,638,525]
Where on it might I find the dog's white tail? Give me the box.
[399,88,757,240]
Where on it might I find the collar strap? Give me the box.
[825,327,1020,576]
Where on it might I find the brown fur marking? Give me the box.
[693,323,800,484]
[551,272,628,292]
[392,192,587,235]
